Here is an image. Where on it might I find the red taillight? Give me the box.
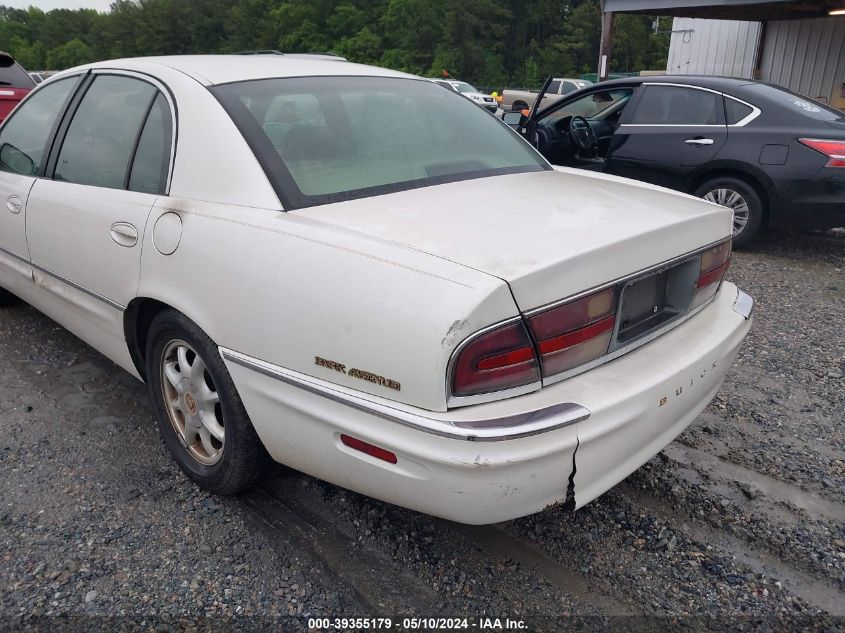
[527,287,616,377]
[451,321,540,397]
[799,138,845,168]
[340,434,397,464]
[693,240,731,308]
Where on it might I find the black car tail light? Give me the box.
[450,321,540,397]
[799,138,845,168]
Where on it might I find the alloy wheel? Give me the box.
[703,188,750,237]
[160,339,225,465]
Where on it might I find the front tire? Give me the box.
[694,176,764,248]
[146,310,268,494]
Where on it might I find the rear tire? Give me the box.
[0,287,22,307]
[694,176,764,248]
[145,309,269,494]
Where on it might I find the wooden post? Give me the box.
[598,11,616,82]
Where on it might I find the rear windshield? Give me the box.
[212,76,548,209]
[0,56,35,88]
[744,83,843,121]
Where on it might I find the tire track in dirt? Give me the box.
[618,483,845,615]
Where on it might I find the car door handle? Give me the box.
[6,195,22,214]
[110,222,138,248]
[685,138,714,146]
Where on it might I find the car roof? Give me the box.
[599,75,760,91]
[75,55,417,86]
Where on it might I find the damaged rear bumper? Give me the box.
[222,283,752,525]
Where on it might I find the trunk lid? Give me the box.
[295,169,732,311]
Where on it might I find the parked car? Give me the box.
[507,76,845,246]
[432,79,499,113]
[0,52,35,123]
[0,56,752,524]
[503,77,593,113]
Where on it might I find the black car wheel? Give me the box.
[694,176,764,248]
[146,309,269,494]
[0,287,21,307]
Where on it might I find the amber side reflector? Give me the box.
[340,434,398,464]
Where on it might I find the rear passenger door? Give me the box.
[606,84,728,189]
[26,71,173,316]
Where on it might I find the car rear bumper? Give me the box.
[222,283,752,524]
[770,173,845,230]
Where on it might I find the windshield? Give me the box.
[541,88,633,126]
[453,82,479,94]
[213,76,548,209]
[745,84,843,121]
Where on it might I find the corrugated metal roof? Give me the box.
[602,0,836,20]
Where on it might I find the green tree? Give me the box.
[46,38,92,69]
[0,0,671,82]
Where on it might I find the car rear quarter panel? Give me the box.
[137,199,519,411]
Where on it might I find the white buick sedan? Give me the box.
[0,56,752,524]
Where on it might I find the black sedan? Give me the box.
[508,76,845,246]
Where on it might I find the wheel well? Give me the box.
[124,297,173,382]
[689,169,770,221]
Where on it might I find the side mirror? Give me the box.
[502,111,524,128]
[0,143,35,176]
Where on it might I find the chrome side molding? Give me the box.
[219,347,590,442]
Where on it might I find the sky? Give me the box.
[3,0,113,10]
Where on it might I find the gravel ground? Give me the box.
[0,230,843,632]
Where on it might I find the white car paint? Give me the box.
[432,79,499,113]
[0,56,752,524]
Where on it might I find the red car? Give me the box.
[0,52,35,122]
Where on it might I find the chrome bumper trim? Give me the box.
[732,288,754,320]
[219,347,590,442]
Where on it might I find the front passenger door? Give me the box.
[606,84,728,189]
[25,72,173,363]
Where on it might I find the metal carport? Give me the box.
[597,0,845,85]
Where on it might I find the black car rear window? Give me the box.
[213,76,548,210]
[744,84,843,121]
[0,56,35,88]
[724,98,754,125]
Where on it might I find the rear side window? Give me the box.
[743,83,843,121]
[0,55,35,88]
[0,77,79,176]
[548,80,562,94]
[631,86,722,125]
[128,93,172,194]
[55,75,157,189]
[725,97,754,125]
